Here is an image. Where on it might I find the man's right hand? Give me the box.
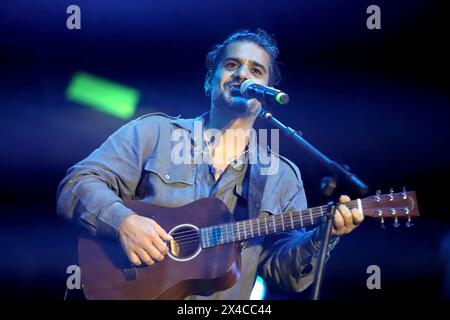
[118,214,173,266]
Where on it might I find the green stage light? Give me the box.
[66,72,140,119]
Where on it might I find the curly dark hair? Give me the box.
[205,29,281,86]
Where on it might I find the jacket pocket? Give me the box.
[144,156,195,185]
[136,156,196,207]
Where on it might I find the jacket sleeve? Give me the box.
[257,170,339,293]
[56,117,159,239]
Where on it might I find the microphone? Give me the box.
[240,79,289,105]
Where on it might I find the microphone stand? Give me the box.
[259,108,369,300]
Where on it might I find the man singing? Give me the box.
[57,29,364,299]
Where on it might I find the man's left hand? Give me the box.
[331,195,364,236]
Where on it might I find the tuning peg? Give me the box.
[393,216,400,228]
[388,208,400,228]
[389,188,394,201]
[405,217,413,228]
[402,207,412,227]
[402,186,408,199]
[376,209,385,229]
[375,190,381,202]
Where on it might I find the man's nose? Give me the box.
[235,65,251,81]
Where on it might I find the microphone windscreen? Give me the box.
[240,79,257,95]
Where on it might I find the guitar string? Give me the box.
[171,216,343,250]
[171,208,407,251]
[166,197,412,249]
[170,200,410,244]
[167,202,356,239]
[169,208,327,242]
[176,218,317,248]
[169,204,363,247]
[174,211,372,251]
[169,202,360,239]
[170,204,361,243]
[158,195,408,244]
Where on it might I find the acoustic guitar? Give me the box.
[78,189,420,299]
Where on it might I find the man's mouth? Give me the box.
[227,83,242,96]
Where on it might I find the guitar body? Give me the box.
[78,197,242,300]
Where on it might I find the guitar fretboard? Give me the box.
[200,201,360,248]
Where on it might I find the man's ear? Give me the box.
[204,70,213,95]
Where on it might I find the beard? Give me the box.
[212,88,262,118]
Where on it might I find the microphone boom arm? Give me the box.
[259,108,369,195]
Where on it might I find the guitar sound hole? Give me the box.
[168,225,200,260]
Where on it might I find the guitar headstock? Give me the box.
[361,187,420,228]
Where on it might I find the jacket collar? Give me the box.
[170,112,209,139]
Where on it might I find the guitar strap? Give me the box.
[234,161,268,222]
[247,162,268,220]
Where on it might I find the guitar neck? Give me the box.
[199,190,420,249]
[200,200,362,248]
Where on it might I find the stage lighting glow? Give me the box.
[250,276,266,300]
[66,72,140,119]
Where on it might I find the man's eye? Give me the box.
[252,68,263,76]
[225,62,238,69]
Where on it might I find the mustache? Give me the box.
[225,80,243,89]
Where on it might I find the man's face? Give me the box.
[206,41,271,117]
